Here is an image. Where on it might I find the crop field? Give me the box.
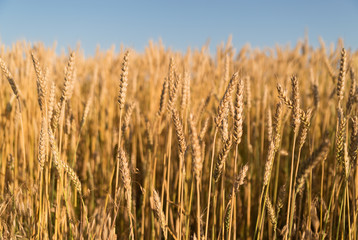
[0,39,357,239]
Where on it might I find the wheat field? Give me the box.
[0,38,357,239]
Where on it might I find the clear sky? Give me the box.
[0,0,357,55]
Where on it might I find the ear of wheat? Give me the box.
[151,189,167,238]
[31,52,47,112]
[118,51,130,110]
[265,195,277,230]
[296,138,330,195]
[215,72,238,127]
[337,48,346,106]
[157,77,169,117]
[214,135,232,182]
[60,52,76,104]
[189,114,202,182]
[0,58,20,99]
[172,107,187,158]
[233,78,244,145]
[233,164,249,194]
[38,115,47,170]
[48,128,82,194]
[118,147,133,219]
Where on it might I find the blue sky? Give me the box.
[0,1,357,55]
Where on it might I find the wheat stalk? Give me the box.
[291,75,301,134]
